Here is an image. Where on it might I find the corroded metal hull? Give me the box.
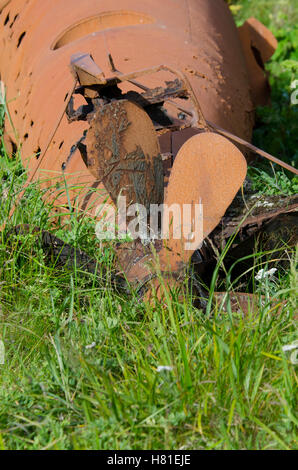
[0,0,278,290]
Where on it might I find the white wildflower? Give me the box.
[282,341,298,352]
[255,267,277,281]
[85,342,96,350]
[282,341,298,365]
[156,365,173,372]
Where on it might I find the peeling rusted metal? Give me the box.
[70,52,107,87]
[85,99,164,208]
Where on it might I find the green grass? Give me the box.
[0,0,297,450]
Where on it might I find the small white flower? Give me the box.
[282,340,298,352]
[85,342,96,350]
[156,365,173,373]
[255,268,277,281]
[282,341,298,365]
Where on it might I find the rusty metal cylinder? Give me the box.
[0,1,259,208]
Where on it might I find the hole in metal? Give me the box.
[9,13,18,28]
[35,146,41,159]
[17,31,26,48]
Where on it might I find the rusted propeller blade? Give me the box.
[115,132,247,296]
[158,132,247,272]
[85,99,164,209]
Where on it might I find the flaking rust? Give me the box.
[0,0,296,310]
[85,99,164,209]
